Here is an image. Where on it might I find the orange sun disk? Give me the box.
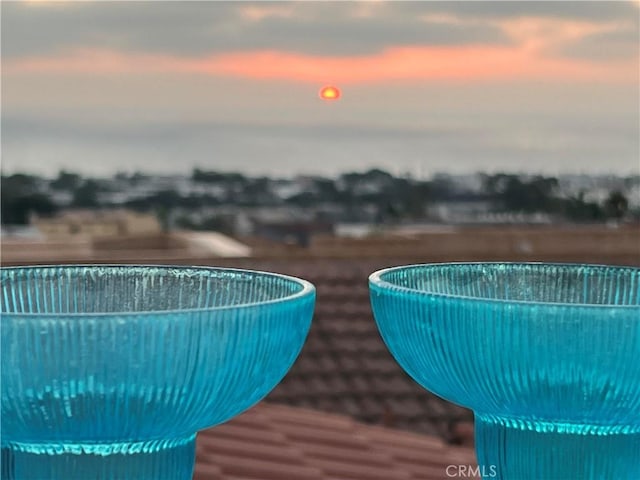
[320,86,341,100]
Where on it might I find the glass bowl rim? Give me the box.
[1,264,315,318]
[369,261,640,310]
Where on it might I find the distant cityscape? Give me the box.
[2,169,639,241]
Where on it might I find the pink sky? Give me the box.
[3,8,638,84]
[5,44,636,85]
[5,13,637,85]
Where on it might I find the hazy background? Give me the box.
[2,0,639,178]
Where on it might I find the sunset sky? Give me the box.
[2,1,639,177]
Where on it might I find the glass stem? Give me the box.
[1,434,196,480]
[474,414,640,480]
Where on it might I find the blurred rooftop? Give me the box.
[194,403,477,480]
[4,224,638,266]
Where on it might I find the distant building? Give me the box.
[334,223,377,238]
[254,220,334,248]
[431,200,493,224]
[0,225,44,240]
[3,213,251,263]
[173,231,252,257]
[30,209,161,239]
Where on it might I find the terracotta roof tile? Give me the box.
[194,403,476,480]
[206,258,471,442]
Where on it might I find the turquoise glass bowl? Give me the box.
[1,265,315,479]
[370,263,640,479]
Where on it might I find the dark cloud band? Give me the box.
[3,1,636,60]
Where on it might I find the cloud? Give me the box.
[1,1,509,59]
[6,1,637,61]
[1,2,241,58]
[558,24,640,61]
[397,1,638,22]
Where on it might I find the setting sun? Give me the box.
[319,85,341,100]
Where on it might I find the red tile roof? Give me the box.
[194,403,477,480]
[258,258,473,441]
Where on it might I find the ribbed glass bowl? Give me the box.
[1,265,315,480]
[369,262,640,480]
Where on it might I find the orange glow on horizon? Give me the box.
[4,43,635,86]
[319,86,340,100]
